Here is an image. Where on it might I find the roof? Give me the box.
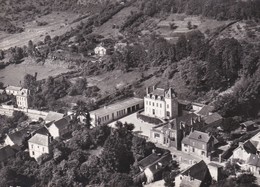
[208,162,223,168]
[147,154,172,174]
[90,97,143,117]
[197,105,215,116]
[246,154,260,167]
[138,153,161,169]
[243,140,257,154]
[204,113,223,125]
[45,111,64,122]
[188,131,212,143]
[241,121,255,127]
[150,88,165,97]
[181,160,211,181]
[28,133,50,146]
[175,113,200,127]
[5,86,22,92]
[52,116,70,130]
[7,128,31,146]
[34,127,50,136]
[0,145,16,162]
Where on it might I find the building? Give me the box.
[28,127,52,160]
[45,111,65,123]
[138,152,172,183]
[197,105,214,117]
[144,86,178,119]
[232,140,258,163]
[191,102,205,114]
[244,154,260,176]
[5,86,30,108]
[94,46,106,56]
[90,97,143,126]
[182,130,216,160]
[4,128,30,147]
[240,121,256,132]
[207,162,224,182]
[203,113,223,129]
[175,160,212,187]
[150,113,203,150]
[46,116,71,139]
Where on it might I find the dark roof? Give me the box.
[52,116,70,130]
[243,140,257,154]
[188,131,212,143]
[204,113,223,125]
[0,145,16,162]
[138,153,161,169]
[34,127,50,136]
[148,154,172,174]
[241,121,255,127]
[197,105,214,116]
[246,154,260,167]
[182,160,210,181]
[7,128,30,146]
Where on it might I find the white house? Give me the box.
[28,128,52,160]
[94,46,106,56]
[144,86,178,119]
[232,140,258,163]
[5,86,30,108]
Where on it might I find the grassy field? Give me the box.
[0,58,70,86]
[0,11,88,50]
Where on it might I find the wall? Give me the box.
[144,97,166,118]
[48,125,60,139]
[28,142,50,160]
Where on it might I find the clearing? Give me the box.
[0,11,88,50]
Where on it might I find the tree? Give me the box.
[44,35,51,44]
[236,173,256,185]
[23,74,37,91]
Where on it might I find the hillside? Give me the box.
[0,0,260,119]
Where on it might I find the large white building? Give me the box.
[90,97,144,126]
[5,86,30,108]
[144,86,178,119]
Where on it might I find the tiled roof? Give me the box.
[34,127,50,136]
[0,145,16,162]
[197,105,214,116]
[148,154,172,174]
[138,153,161,169]
[53,116,71,130]
[204,113,223,125]
[188,130,212,143]
[176,113,200,127]
[7,128,30,146]
[246,154,260,167]
[243,140,257,154]
[5,86,22,91]
[28,133,50,146]
[150,88,165,97]
[181,160,211,181]
[45,111,64,122]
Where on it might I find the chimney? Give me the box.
[146,87,149,94]
[34,72,38,80]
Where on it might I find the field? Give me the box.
[0,59,70,86]
[0,11,88,50]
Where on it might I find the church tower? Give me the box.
[165,88,178,119]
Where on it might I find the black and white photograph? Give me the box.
[0,0,260,186]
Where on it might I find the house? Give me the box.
[94,46,106,56]
[144,86,179,119]
[150,113,203,150]
[207,162,224,182]
[45,111,64,123]
[138,152,172,183]
[244,154,260,176]
[197,105,214,117]
[232,140,258,163]
[46,116,71,139]
[5,86,30,108]
[182,130,216,160]
[175,160,212,187]
[203,113,223,128]
[191,102,205,114]
[240,121,256,132]
[28,127,52,160]
[90,97,143,126]
[0,145,16,167]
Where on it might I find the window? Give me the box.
[32,151,35,156]
[149,101,151,105]
[152,102,154,106]
[192,147,195,152]
[167,104,169,108]
[156,103,158,107]
[166,111,170,117]
[201,151,205,156]
[160,104,162,108]
[31,144,33,148]
[153,109,155,115]
[42,147,44,152]
[154,133,160,138]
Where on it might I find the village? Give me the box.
[0,83,259,186]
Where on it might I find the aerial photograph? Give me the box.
[0,0,260,186]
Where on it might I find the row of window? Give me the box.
[31,144,45,152]
[183,143,205,149]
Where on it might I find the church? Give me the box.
[144,86,179,120]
